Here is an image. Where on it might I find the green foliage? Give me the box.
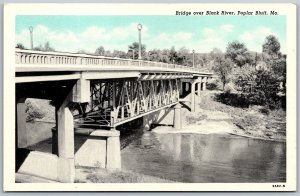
[214,91,250,108]
[206,82,218,90]
[212,58,233,90]
[95,46,105,55]
[33,41,55,52]
[128,42,146,59]
[112,50,127,58]
[43,41,55,52]
[225,41,250,67]
[234,68,281,109]
[25,100,45,121]
[262,35,281,58]
[16,43,26,49]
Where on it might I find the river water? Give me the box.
[24,122,286,183]
[121,131,286,183]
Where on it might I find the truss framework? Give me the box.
[73,78,179,128]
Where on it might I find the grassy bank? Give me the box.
[198,91,286,141]
[25,98,55,122]
[75,166,175,183]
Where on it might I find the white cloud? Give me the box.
[240,32,254,41]
[15,23,285,54]
[173,32,192,41]
[15,23,149,53]
[220,24,234,32]
[239,27,284,53]
[202,28,215,36]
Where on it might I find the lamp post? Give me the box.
[137,24,142,60]
[29,26,34,49]
[192,49,195,68]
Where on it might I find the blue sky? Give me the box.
[16,15,286,53]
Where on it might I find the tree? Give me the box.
[43,41,55,52]
[128,42,146,60]
[104,50,112,57]
[168,46,178,64]
[234,68,280,109]
[33,44,43,51]
[32,41,55,52]
[225,41,249,67]
[262,35,280,58]
[95,46,105,56]
[177,47,190,66]
[112,50,127,58]
[161,49,170,63]
[210,48,223,64]
[16,43,26,49]
[212,58,233,90]
[210,48,223,60]
[147,49,163,62]
[77,49,88,54]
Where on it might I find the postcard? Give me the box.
[3,3,297,191]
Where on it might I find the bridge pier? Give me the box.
[74,128,121,170]
[16,98,27,148]
[197,79,202,96]
[202,77,207,91]
[106,129,121,170]
[191,80,196,113]
[174,104,182,130]
[56,100,75,183]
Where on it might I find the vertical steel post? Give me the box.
[29,26,33,49]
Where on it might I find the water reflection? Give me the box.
[121,132,286,182]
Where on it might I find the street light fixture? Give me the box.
[29,26,34,49]
[192,49,195,68]
[137,24,142,60]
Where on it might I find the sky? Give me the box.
[15,15,286,54]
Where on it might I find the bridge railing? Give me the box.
[15,49,211,72]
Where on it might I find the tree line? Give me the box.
[211,35,286,110]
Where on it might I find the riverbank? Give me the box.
[152,90,285,142]
[196,90,286,142]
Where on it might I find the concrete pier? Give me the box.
[16,98,27,148]
[197,81,201,96]
[57,104,75,183]
[74,129,121,170]
[106,129,121,170]
[191,81,196,112]
[174,104,182,130]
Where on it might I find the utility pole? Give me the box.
[137,24,142,60]
[29,26,33,49]
[192,50,195,68]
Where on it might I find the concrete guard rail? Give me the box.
[15,49,212,73]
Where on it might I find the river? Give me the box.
[121,131,286,182]
[24,121,286,183]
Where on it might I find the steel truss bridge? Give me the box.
[15,49,215,182]
[16,49,214,129]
